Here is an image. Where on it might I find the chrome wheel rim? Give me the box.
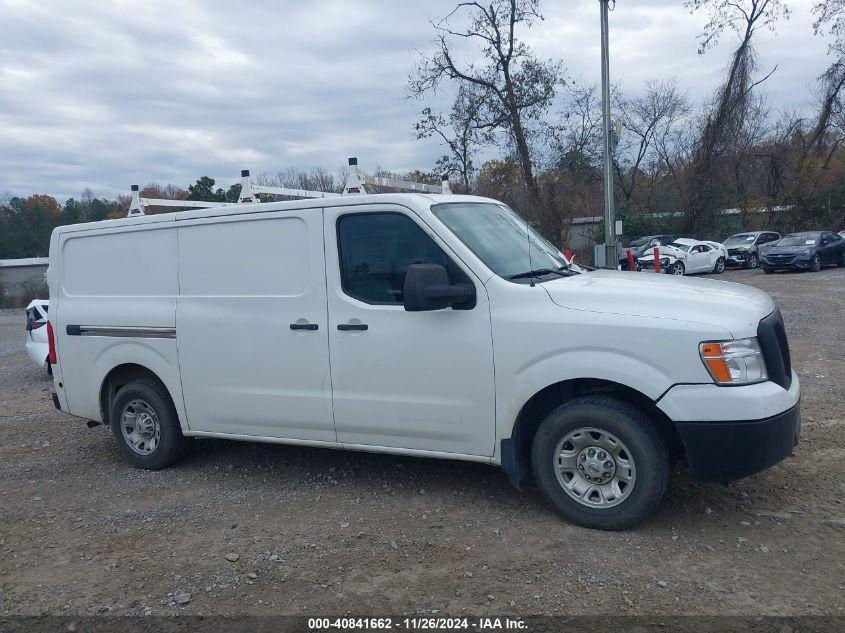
[554,427,637,508]
[716,259,725,273]
[673,263,684,275]
[748,254,758,269]
[121,399,161,455]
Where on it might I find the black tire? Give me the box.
[531,396,669,530]
[810,254,822,272]
[763,268,774,274]
[110,379,188,470]
[747,253,759,269]
[713,257,725,274]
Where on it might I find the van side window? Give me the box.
[337,212,469,305]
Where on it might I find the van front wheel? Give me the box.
[531,396,669,530]
[110,379,188,470]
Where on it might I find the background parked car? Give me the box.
[636,238,727,275]
[723,231,781,269]
[761,231,845,273]
[25,299,50,373]
[617,234,674,270]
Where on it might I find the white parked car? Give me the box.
[25,299,50,373]
[636,238,728,275]
[45,193,799,530]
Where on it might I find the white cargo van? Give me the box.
[46,193,800,529]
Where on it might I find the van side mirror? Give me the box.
[403,263,476,312]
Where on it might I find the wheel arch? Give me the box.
[500,378,683,489]
[99,363,178,429]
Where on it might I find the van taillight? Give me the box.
[47,321,57,364]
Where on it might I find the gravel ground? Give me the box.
[1,267,843,617]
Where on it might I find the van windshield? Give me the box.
[431,202,573,280]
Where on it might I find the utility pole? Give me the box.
[599,0,616,268]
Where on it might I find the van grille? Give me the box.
[757,308,792,390]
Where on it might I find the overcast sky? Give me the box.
[0,0,832,201]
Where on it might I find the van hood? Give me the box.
[542,270,774,337]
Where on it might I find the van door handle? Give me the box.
[337,323,368,331]
[290,322,318,331]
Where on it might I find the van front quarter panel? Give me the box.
[484,275,730,458]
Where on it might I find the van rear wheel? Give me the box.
[110,379,188,470]
[531,396,669,530]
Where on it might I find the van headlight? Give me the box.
[699,338,768,385]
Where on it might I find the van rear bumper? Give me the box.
[676,403,800,482]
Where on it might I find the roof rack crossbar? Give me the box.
[128,185,236,217]
[236,169,341,204]
[140,199,233,208]
[343,157,451,195]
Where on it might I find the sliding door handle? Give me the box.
[290,322,318,331]
[337,323,368,331]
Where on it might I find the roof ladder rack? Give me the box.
[127,157,452,217]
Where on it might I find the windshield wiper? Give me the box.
[509,268,574,280]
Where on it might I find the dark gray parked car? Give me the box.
[723,231,781,269]
[761,231,845,273]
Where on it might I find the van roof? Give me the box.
[52,193,500,236]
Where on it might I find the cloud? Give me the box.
[0,0,833,200]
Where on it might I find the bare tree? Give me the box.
[553,82,604,172]
[414,85,487,191]
[804,60,845,163]
[813,0,845,48]
[805,3,845,159]
[684,0,789,232]
[409,0,563,230]
[613,79,691,210]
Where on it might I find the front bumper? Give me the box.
[726,251,750,267]
[675,403,800,482]
[761,255,811,270]
[634,256,672,271]
[658,371,800,482]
